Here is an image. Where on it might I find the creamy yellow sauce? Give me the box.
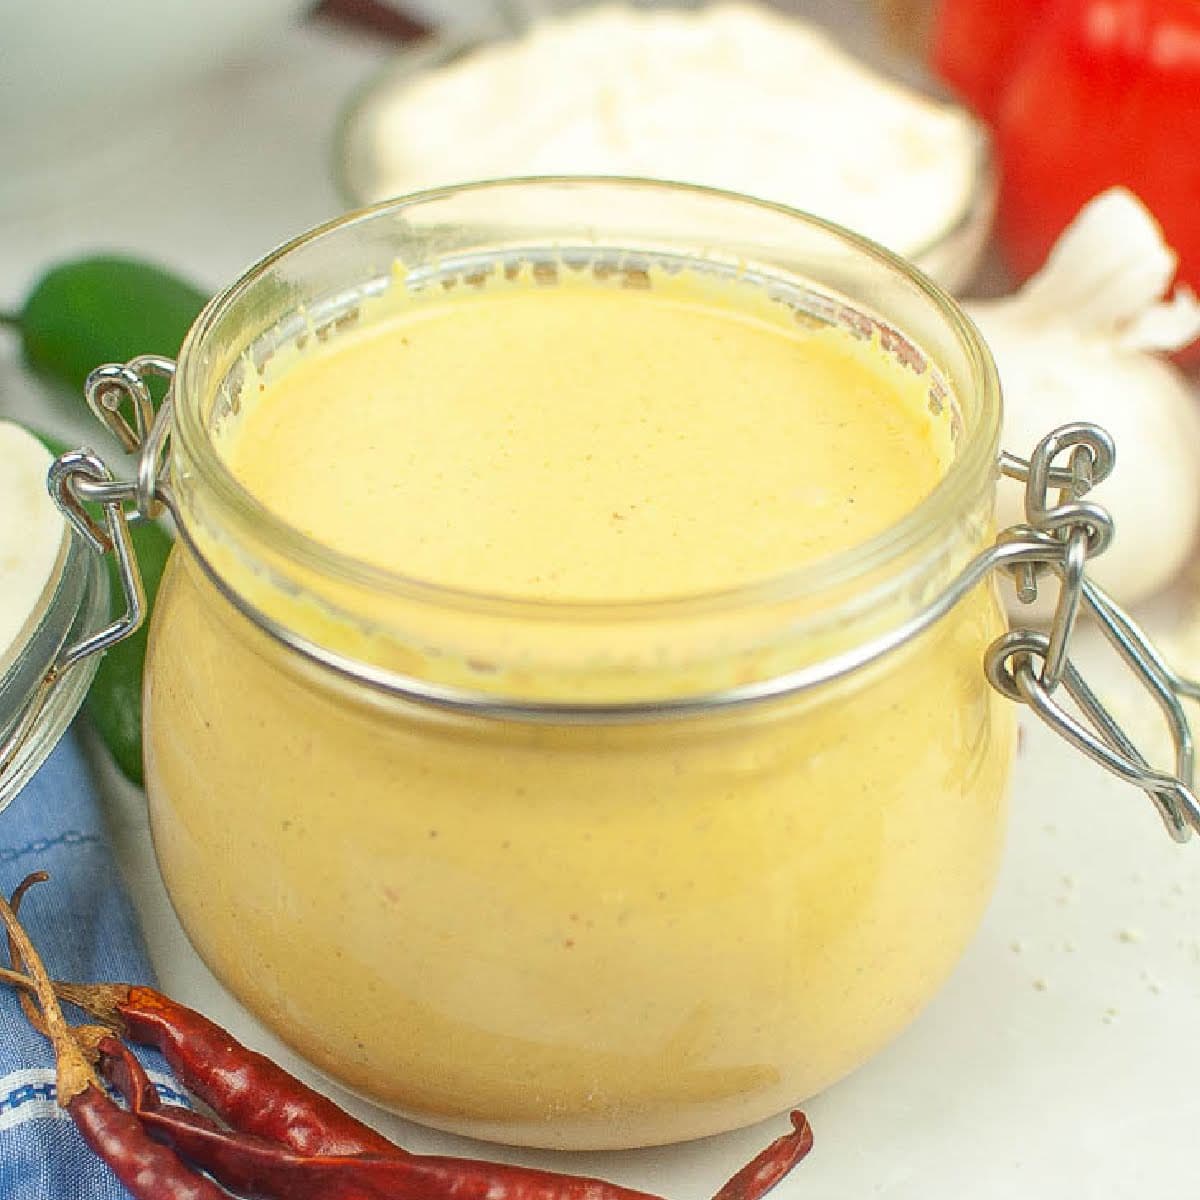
[145,263,1012,1148]
[226,269,946,600]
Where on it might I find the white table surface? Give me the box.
[2,13,1198,1200]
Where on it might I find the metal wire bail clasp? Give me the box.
[985,423,1200,843]
[84,353,175,521]
[60,353,176,643]
[0,357,176,793]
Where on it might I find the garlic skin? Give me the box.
[983,325,1200,612]
[966,189,1200,617]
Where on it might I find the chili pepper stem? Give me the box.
[710,1111,813,1200]
[1,874,129,1033]
[54,979,128,1027]
[0,876,286,1198]
[7,872,51,1037]
[0,962,127,1027]
[0,888,96,1106]
[0,963,34,994]
[0,311,20,330]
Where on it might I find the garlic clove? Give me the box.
[1010,189,1193,339]
[1121,285,1200,354]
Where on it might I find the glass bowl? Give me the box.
[333,13,996,293]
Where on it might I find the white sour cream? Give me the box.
[359,3,980,259]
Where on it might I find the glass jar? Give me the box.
[141,179,1012,1149]
[0,518,107,810]
[14,179,1193,1153]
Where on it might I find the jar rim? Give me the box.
[174,175,1002,626]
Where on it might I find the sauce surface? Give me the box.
[225,268,947,601]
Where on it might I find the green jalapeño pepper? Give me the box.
[3,255,207,406]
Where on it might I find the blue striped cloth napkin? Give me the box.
[0,729,186,1199]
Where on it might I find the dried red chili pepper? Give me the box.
[1,960,814,1200]
[87,980,407,1158]
[62,1078,235,1200]
[0,892,234,1200]
[101,1033,661,1200]
[102,1035,810,1200]
[100,1036,373,1200]
[4,871,49,1035]
[3,872,402,1160]
[710,1112,813,1200]
[102,1034,666,1200]
[2,874,813,1200]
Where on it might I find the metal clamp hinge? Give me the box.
[0,358,176,789]
[984,422,1200,843]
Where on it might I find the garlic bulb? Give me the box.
[0,422,67,674]
[966,189,1200,616]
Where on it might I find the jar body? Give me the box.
[144,545,1013,1148]
[145,178,1012,1147]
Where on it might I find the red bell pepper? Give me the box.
[930,0,1054,122]
[931,0,1200,294]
